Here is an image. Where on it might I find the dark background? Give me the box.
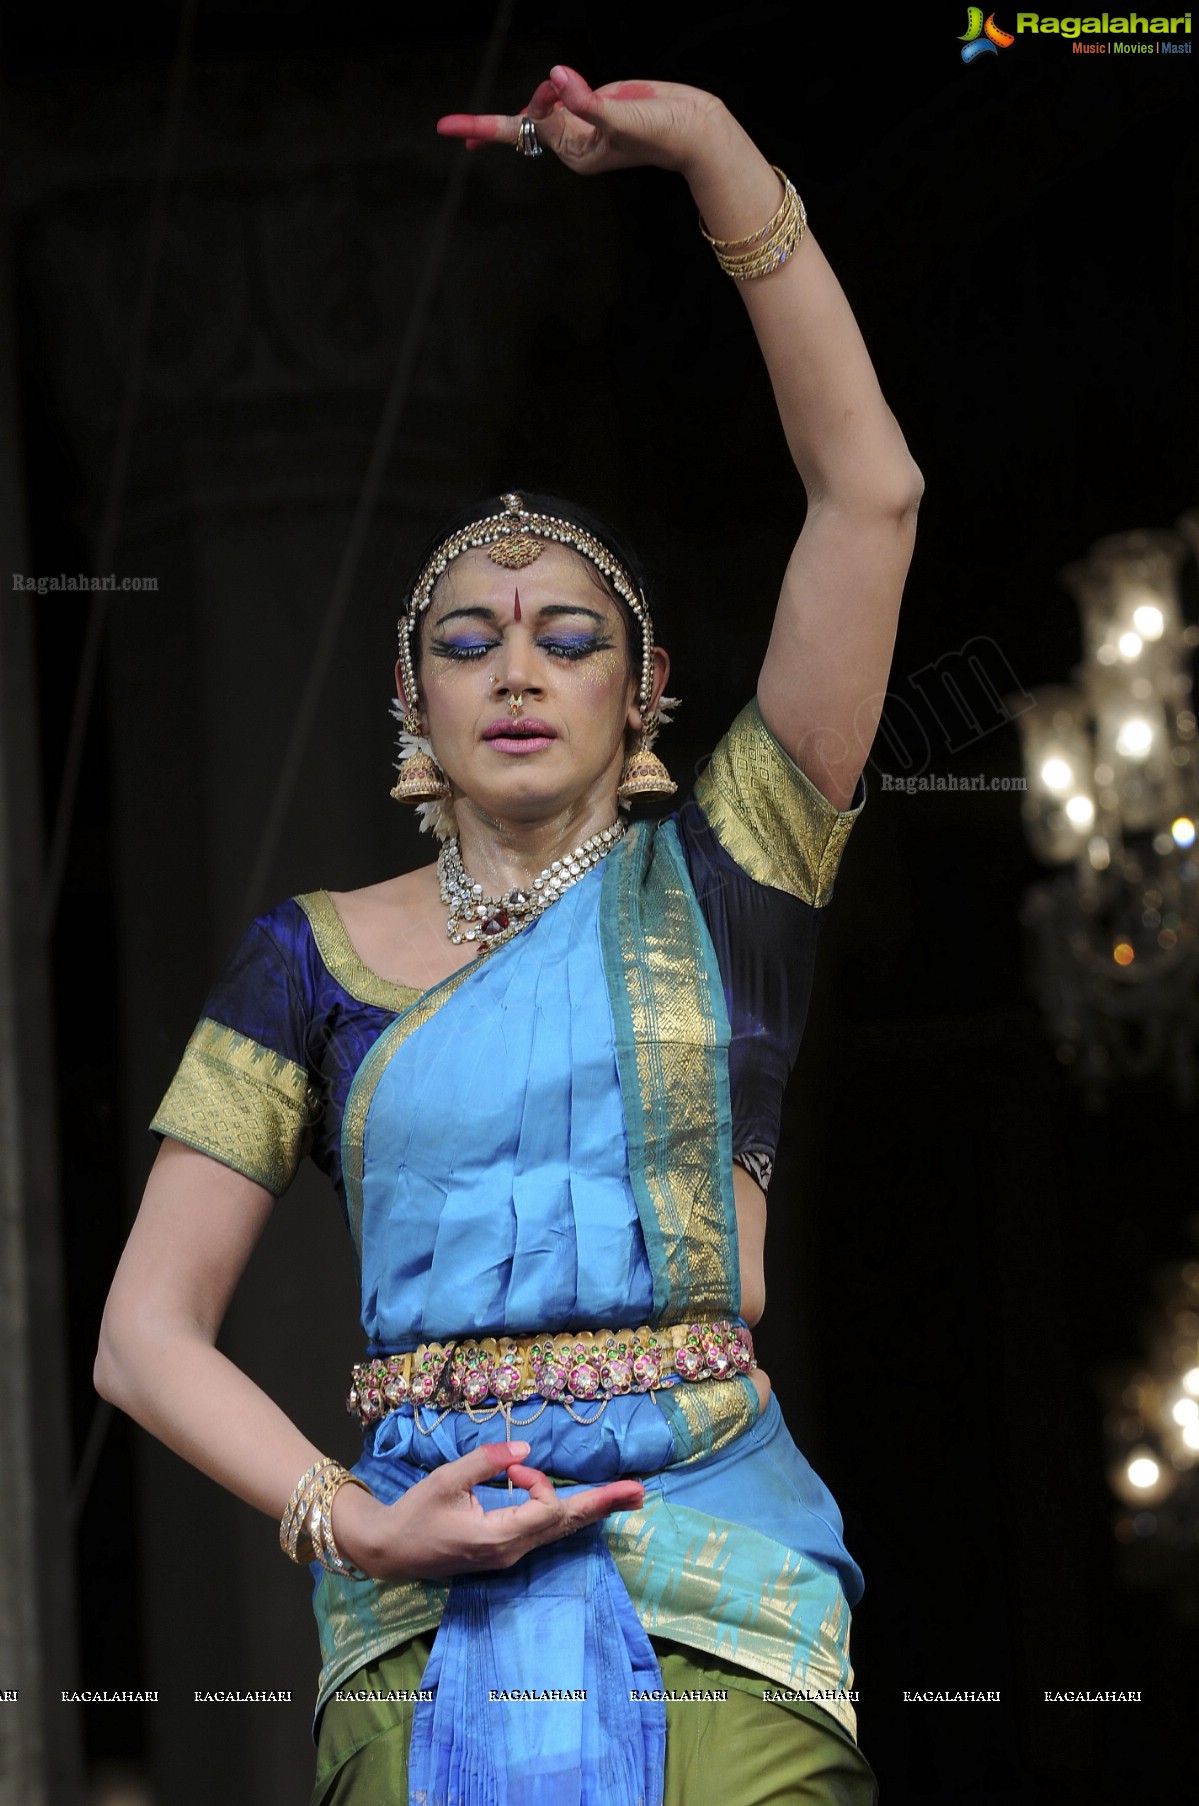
[2,2,1197,1802]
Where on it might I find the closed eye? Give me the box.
[539,636,613,660]
[429,638,497,661]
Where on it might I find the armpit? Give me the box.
[733,1148,774,1194]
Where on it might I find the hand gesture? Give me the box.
[437,65,726,180]
[331,1439,646,1582]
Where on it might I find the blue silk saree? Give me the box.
[152,701,867,1804]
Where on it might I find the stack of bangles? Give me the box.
[280,1457,373,1582]
[699,165,807,281]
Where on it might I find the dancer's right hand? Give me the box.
[330,1440,646,1581]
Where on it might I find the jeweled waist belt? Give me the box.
[346,1320,756,1428]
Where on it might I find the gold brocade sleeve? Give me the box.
[693,699,865,906]
[150,1018,315,1196]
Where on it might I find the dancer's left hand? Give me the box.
[437,65,729,180]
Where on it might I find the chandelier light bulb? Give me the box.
[1132,603,1164,640]
[1014,687,1099,864]
[1171,817,1196,849]
[1126,1453,1161,1489]
[1040,757,1073,793]
[1065,794,1095,828]
[1110,1442,1178,1505]
[1183,1367,1199,1397]
[1172,1397,1199,1426]
[1114,717,1154,760]
[1184,1423,1199,1452]
[1117,631,1144,661]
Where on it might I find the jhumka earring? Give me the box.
[389,703,450,805]
[389,588,451,807]
[617,708,677,801]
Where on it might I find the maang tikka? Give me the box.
[391,493,678,837]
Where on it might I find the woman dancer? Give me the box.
[97,65,921,1806]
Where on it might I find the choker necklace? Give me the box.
[438,821,627,955]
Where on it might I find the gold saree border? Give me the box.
[297,891,424,1013]
[653,1373,758,1464]
[693,699,864,907]
[150,1018,313,1196]
[605,1498,858,1742]
[313,1569,448,1722]
[599,821,740,1323]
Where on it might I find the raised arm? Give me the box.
[440,69,923,808]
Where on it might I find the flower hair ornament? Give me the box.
[391,493,679,839]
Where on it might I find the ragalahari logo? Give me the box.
[960,8,1016,58]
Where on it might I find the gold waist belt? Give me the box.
[347,1320,756,1429]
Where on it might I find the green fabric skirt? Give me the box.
[312,1633,878,1806]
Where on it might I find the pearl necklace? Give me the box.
[438,821,627,956]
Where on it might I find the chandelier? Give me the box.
[1013,512,1199,1106]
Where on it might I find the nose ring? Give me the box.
[508,693,525,717]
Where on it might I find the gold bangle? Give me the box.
[280,1458,373,1579]
[699,166,807,282]
[699,165,788,251]
[279,1457,341,1564]
[309,1471,373,1582]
